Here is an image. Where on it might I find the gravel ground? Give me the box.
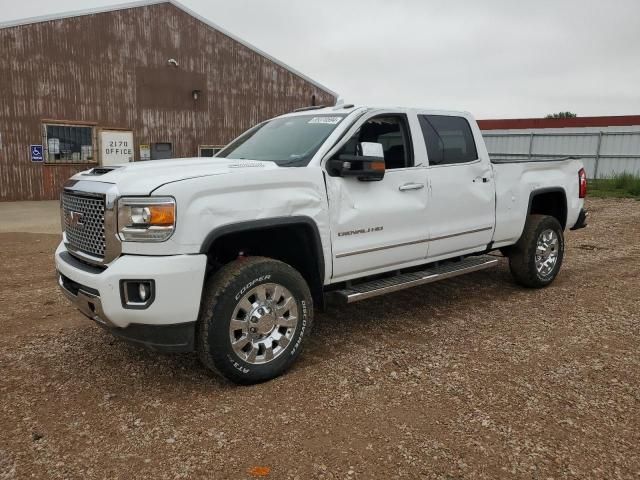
[1,198,639,480]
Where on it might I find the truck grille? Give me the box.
[62,192,106,259]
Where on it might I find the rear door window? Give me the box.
[418,115,478,165]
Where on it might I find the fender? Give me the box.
[199,216,325,283]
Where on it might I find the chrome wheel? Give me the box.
[535,229,559,277]
[229,283,298,365]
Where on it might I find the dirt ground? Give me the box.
[1,198,639,480]
[0,201,60,235]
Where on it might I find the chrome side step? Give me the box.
[330,255,499,304]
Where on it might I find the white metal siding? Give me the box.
[482,126,640,178]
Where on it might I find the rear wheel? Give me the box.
[197,257,313,384]
[508,214,564,288]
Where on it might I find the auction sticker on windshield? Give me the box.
[308,116,342,125]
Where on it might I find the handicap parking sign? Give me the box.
[31,145,44,162]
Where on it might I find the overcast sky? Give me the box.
[2,0,639,118]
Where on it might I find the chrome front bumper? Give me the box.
[57,270,197,353]
[58,272,114,327]
[55,241,207,352]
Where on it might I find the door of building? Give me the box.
[151,143,173,160]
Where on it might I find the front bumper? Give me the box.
[55,242,207,352]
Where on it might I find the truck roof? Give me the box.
[280,105,474,119]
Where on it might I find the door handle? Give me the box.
[399,183,425,191]
[473,176,491,183]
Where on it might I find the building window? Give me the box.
[199,145,225,157]
[44,124,96,164]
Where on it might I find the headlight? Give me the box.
[117,197,176,242]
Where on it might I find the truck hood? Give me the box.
[70,158,279,194]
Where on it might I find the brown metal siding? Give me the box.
[478,115,640,130]
[0,3,336,201]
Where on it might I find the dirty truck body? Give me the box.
[56,105,588,384]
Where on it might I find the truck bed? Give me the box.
[491,157,584,248]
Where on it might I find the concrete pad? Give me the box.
[0,201,61,234]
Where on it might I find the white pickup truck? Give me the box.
[55,105,588,384]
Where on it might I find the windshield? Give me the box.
[216,114,347,166]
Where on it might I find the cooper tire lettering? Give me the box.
[234,274,271,301]
[226,354,250,374]
[290,300,307,356]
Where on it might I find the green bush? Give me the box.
[612,172,639,190]
[589,172,640,198]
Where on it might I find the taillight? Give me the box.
[578,168,587,198]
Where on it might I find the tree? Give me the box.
[545,112,578,119]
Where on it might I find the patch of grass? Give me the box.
[589,173,640,199]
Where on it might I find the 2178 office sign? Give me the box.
[101,130,134,165]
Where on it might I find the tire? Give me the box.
[508,214,564,288]
[197,256,313,385]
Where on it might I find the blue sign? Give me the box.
[31,145,44,162]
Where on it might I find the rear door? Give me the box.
[325,112,429,281]
[418,114,495,260]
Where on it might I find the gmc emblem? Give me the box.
[66,210,84,228]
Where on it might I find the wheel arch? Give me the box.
[200,216,325,307]
[527,187,568,230]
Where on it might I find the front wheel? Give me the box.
[508,214,565,288]
[197,257,313,384]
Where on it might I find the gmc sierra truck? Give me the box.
[55,105,588,384]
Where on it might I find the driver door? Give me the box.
[325,113,429,282]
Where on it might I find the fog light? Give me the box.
[120,280,155,309]
[139,283,149,301]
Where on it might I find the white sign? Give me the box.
[81,145,93,161]
[139,144,151,161]
[101,130,133,166]
[308,116,342,125]
[48,138,60,155]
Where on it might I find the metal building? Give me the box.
[0,0,337,201]
[478,116,640,179]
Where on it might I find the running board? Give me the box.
[330,255,499,304]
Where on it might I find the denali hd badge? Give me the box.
[338,226,383,237]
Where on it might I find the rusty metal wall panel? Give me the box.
[0,3,336,201]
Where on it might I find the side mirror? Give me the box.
[327,142,385,181]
